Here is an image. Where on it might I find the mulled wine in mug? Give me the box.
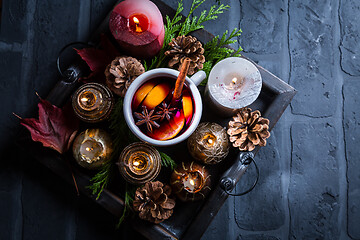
[123,68,206,146]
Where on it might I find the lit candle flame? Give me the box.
[133,161,140,166]
[133,16,142,33]
[203,133,216,147]
[225,77,239,90]
[230,77,238,89]
[78,90,99,110]
[86,147,91,151]
[189,179,195,186]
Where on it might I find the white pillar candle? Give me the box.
[205,57,262,116]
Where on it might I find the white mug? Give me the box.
[123,68,206,146]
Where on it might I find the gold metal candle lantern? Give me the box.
[72,83,114,123]
[118,142,161,185]
[187,122,230,165]
[72,129,113,170]
[170,161,211,202]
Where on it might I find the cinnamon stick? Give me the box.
[173,58,191,100]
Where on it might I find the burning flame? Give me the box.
[133,16,142,33]
[133,161,140,166]
[225,77,239,90]
[133,16,139,24]
[203,133,216,147]
[189,179,195,186]
[81,97,88,102]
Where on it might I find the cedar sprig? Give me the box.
[164,1,184,47]
[116,183,137,228]
[178,1,229,36]
[159,151,177,171]
[201,28,243,85]
[204,28,243,59]
[87,161,113,200]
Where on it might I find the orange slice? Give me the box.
[182,90,193,125]
[142,82,171,109]
[133,80,157,109]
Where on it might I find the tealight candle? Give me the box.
[72,129,113,170]
[78,88,101,111]
[170,161,211,202]
[202,133,216,147]
[205,57,262,116]
[129,153,148,173]
[118,142,161,185]
[187,122,230,165]
[72,83,114,123]
[182,171,202,192]
[80,139,103,161]
[109,0,165,59]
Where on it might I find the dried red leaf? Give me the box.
[76,47,110,73]
[76,34,120,82]
[20,99,79,154]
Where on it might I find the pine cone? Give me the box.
[105,56,145,97]
[227,108,270,151]
[165,35,205,75]
[133,181,176,224]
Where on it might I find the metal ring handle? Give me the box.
[220,152,259,196]
[56,41,93,77]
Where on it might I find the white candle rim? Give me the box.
[207,57,262,109]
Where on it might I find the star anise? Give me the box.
[134,106,161,132]
[156,102,177,121]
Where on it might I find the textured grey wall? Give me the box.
[0,0,359,239]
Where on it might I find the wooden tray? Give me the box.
[18,1,296,239]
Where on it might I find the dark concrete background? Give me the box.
[0,0,359,239]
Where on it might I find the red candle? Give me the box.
[109,0,165,59]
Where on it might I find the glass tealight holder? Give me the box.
[72,129,113,170]
[187,122,230,165]
[118,142,161,185]
[72,83,114,123]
